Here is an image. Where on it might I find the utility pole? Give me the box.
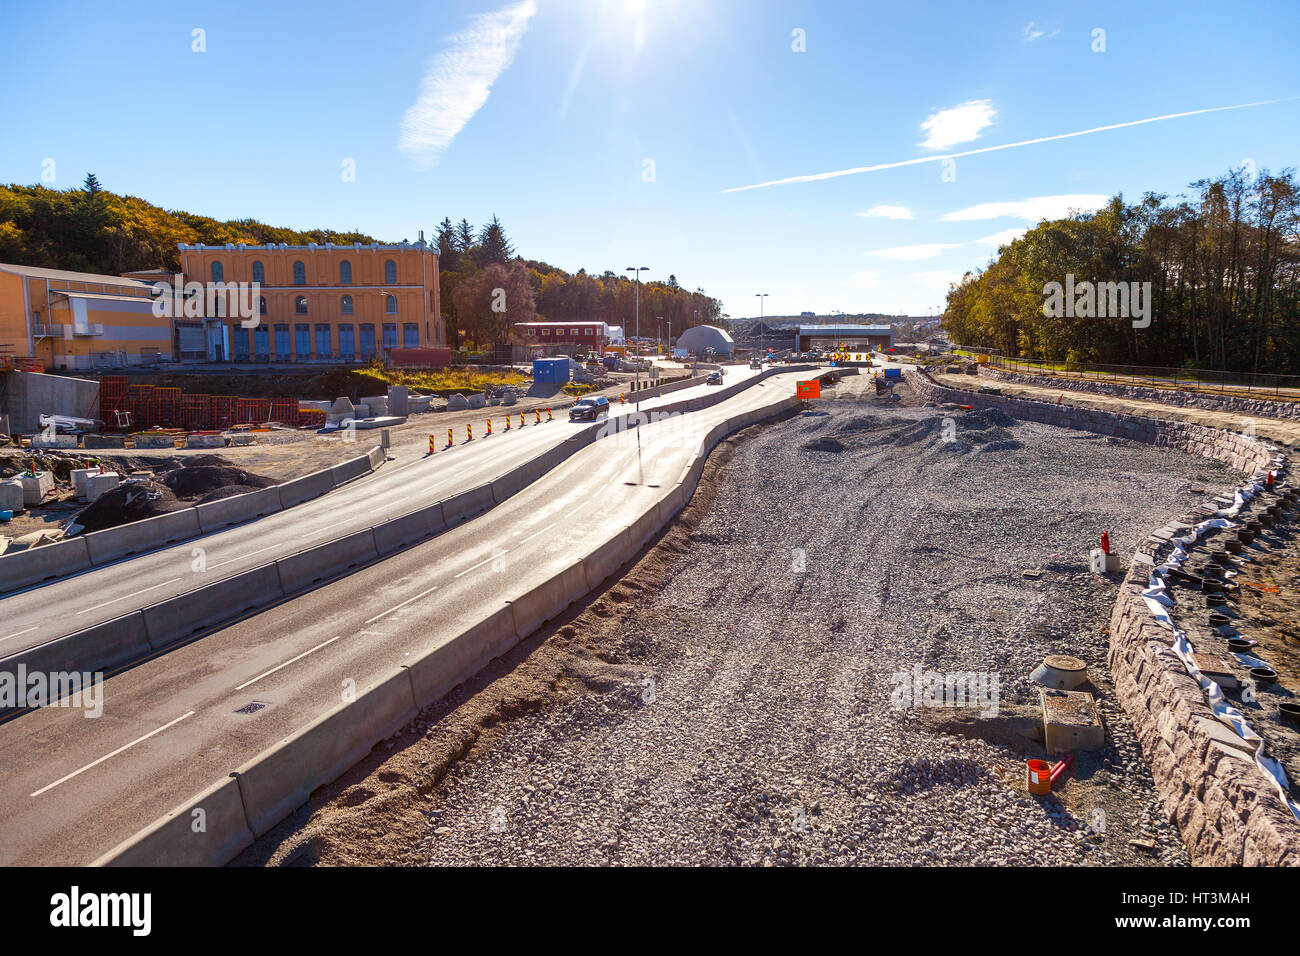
[755,293,768,360]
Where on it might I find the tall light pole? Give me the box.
[755,293,768,359]
[626,266,649,353]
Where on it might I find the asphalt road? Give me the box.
[0,367,806,864]
[0,367,760,662]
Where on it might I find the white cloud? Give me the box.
[976,227,1029,246]
[918,99,996,150]
[857,204,913,220]
[398,0,537,168]
[845,271,882,288]
[1023,21,1059,42]
[912,270,967,291]
[942,194,1109,222]
[865,243,963,261]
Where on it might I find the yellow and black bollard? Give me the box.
[504,414,511,431]
[447,428,453,447]
[547,407,553,421]
[467,423,473,441]
[428,434,435,455]
[535,408,541,424]
[520,411,525,429]
[486,418,492,436]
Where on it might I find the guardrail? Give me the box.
[1,366,815,696]
[93,366,839,865]
[0,445,388,597]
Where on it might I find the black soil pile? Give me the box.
[72,481,187,533]
[68,460,275,534]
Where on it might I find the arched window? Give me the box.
[251,261,265,284]
[295,296,308,315]
[384,294,397,314]
[293,261,306,286]
[339,260,352,285]
[258,296,267,315]
[211,261,224,282]
[341,295,354,314]
[384,260,397,284]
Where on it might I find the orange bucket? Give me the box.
[1026,759,1052,796]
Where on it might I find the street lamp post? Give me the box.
[755,293,768,359]
[626,266,649,353]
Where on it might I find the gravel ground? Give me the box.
[247,377,1244,867]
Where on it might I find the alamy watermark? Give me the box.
[0,665,103,717]
[889,664,1000,717]
[1042,274,1151,328]
[150,274,261,328]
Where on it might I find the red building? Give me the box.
[513,321,608,354]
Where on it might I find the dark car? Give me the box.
[569,395,611,421]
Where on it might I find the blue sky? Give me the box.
[2,0,1296,318]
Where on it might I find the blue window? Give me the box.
[339,324,355,360]
[384,260,397,284]
[384,294,397,315]
[340,261,352,285]
[258,296,267,316]
[211,261,224,282]
[274,325,290,360]
[232,327,250,360]
[315,324,331,358]
[295,323,310,358]
[360,324,376,359]
[382,323,397,348]
[403,323,418,347]
[295,296,308,315]
[253,326,270,360]
[293,260,306,286]
[252,261,265,284]
[341,295,353,314]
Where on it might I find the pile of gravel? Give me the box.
[400,393,1242,866]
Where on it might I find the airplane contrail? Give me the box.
[720,98,1295,194]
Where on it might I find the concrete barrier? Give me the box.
[233,667,418,836]
[84,509,202,565]
[0,536,92,594]
[275,528,379,594]
[490,444,568,505]
[276,468,336,508]
[194,486,283,534]
[509,562,589,638]
[330,454,371,486]
[93,775,255,867]
[656,486,686,525]
[368,445,386,469]
[406,606,518,704]
[0,610,150,681]
[142,566,285,650]
[371,503,446,557]
[581,527,634,588]
[441,484,496,526]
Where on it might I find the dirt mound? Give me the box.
[956,408,1017,430]
[194,484,269,504]
[161,464,274,499]
[838,414,901,432]
[71,481,186,533]
[803,436,848,453]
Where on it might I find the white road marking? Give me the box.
[299,527,331,541]
[454,550,509,579]
[235,634,346,690]
[364,583,441,624]
[30,711,196,797]
[208,543,280,571]
[517,522,556,546]
[75,578,182,615]
[0,625,38,646]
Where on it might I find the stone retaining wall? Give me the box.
[979,365,1300,423]
[905,368,1300,865]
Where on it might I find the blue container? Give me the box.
[883,368,902,380]
[532,358,571,385]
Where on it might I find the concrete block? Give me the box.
[142,565,285,650]
[1,611,150,681]
[509,562,589,638]
[329,455,370,486]
[0,535,92,593]
[468,393,486,410]
[407,606,517,705]
[83,472,120,501]
[409,395,432,414]
[372,503,446,556]
[185,433,226,449]
[94,774,254,867]
[1041,688,1106,754]
[446,393,469,411]
[194,486,282,534]
[0,479,24,514]
[582,527,634,588]
[71,468,95,500]
[226,433,257,446]
[30,435,78,449]
[81,434,126,449]
[133,434,178,449]
[84,507,200,564]
[276,468,335,508]
[275,528,378,594]
[367,445,386,470]
[326,397,354,424]
[441,484,495,526]
[19,471,53,506]
[234,667,418,836]
[387,384,409,417]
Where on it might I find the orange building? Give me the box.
[0,263,172,371]
[176,240,443,363]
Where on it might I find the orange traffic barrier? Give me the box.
[619,393,626,404]
[447,428,453,447]
[504,414,511,431]
[520,411,525,429]
[486,418,492,435]
[428,435,435,455]
[535,408,541,424]
[547,407,553,421]
[467,423,473,441]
